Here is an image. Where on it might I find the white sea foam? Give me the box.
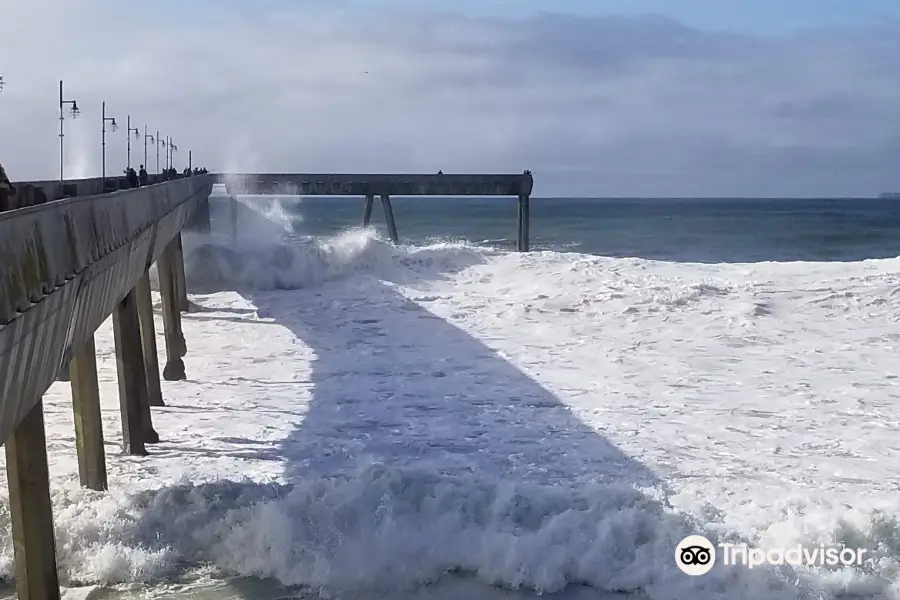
[8,198,900,599]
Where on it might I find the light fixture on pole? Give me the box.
[101,101,117,188]
[168,140,178,170]
[126,116,140,170]
[59,80,80,183]
[157,133,165,174]
[0,76,5,92]
[144,126,155,171]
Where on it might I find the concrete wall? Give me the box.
[0,175,214,444]
[218,172,534,196]
[3,174,184,211]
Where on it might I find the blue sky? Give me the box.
[3,0,900,195]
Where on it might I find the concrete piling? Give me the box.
[517,194,530,252]
[380,194,399,243]
[363,194,375,226]
[112,288,151,455]
[135,271,166,408]
[69,335,108,491]
[5,402,61,600]
[174,233,190,318]
[158,241,187,381]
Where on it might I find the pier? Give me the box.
[0,170,533,599]
[217,172,534,250]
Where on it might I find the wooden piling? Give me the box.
[135,271,165,408]
[69,335,108,491]
[158,241,187,381]
[112,288,150,455]
[6,401,61,600]
[380,194,399,243]
[517,194,530,252]
[362,194,374,226]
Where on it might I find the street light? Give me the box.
[0,76,5,92]
[101,101,117,187]
[144,126,155,173]
[59,80,80,183]
[126,115,140,170]
[164,135,171,170]
[156,132,165,175]
[169,140,178,171]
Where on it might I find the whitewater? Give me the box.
[1,194,899,599]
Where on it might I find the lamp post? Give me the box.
[157,133,165,175]
[169,140,178,171]
[126,116,140,170]
[58,80,80,183]
[144,126,155,172]
[0,76,5,92]
[101,101,117,188]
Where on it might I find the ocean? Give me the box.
[260,194,900,262]
[5,190,900,600]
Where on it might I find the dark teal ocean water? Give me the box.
[249,195,900,263]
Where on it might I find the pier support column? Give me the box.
[112,288,151,455]
[230,196,239,242]
[158,240,187,381]
[6,401,61,600]
[135,271,165,408]
[362,194,374,226]
[380,194,399,243]
[69,336,108,491]
[187,197,212,233]
[174,233,190,318]
[517,194,530,252]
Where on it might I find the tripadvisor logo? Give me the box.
[675,535,716,576]
[675,535,868,576]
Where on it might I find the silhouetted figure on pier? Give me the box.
[125,167,138,189]
[183,167,191,177]
[138,165,149,187]
[0,161,15,211]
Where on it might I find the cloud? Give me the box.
[1,1,900,196]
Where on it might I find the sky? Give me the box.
[1,0,899,197]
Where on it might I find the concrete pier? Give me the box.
[0,174,212,598]
[0,168,535,597]
[220,172,535,250]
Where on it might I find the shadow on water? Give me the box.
[83,196,887,599]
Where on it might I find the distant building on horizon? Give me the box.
[879,192,900,199]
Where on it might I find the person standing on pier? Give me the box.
[139,165,149,187]
[0,161,15,211]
